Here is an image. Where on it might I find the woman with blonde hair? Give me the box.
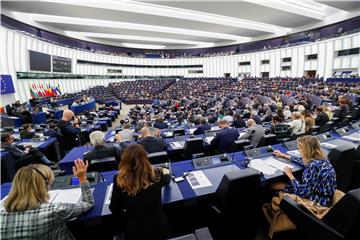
[272,135,336,207]
[0,160,93,239]
[109,144,171,240]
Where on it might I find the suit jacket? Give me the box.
[83,145,121,164]
[138,136,167,154]
[2,143,28,159]
[20,130,37,140]
[315,112,329,128]
[210,127,239,153]
[232,119,246,128]
[56,120,81,150]
[44,129,59,139]
[109,169,171,240]
[239,124,265,147]
[153,121,168,130]
[193,124,211,135]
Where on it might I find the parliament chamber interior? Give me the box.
[0,1,359,240]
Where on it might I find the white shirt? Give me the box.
[288,119,305,133]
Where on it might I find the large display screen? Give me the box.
[29,50,51,72]
[53,56,72,73]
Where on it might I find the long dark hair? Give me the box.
[117,144,159,196]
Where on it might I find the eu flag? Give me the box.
[0,74,16,95]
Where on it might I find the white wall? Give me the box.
[0,26,359,104]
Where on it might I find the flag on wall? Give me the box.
[1,74,16,95]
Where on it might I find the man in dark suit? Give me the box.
[56,110,81,150]
[83,131,123,164]
[315,107,329,128]
[43,122,59,139]
[232,113,246,128]
[1,133,55,165]
[20,123,39,139]
[210,119,239,153]
[193,117,211,135]
[153,117,168,129]
[138,127,167,153]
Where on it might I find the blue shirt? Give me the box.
[285,156,336,207]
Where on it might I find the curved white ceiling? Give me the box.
[1,0,359,49]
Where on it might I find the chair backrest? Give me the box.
[257,134,278,147]
[290,131,306,140]
[337,119,349,128]
[183,138,205,155]
[327,143,356,192]
[148,151,169,164]
[215,168,260,212]
[320,121,335,133]
[227,139,250,153]
[308,125,320,134]
[173,128,185,136]
[322,188,360,239]
[215,169,261,240]
[88,156,117,172]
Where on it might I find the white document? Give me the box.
[264,158,293,171]
[111,131,115,135]
[248,159,277,175]
[343,133,360,141]
[211,126,220,131]
[48,190,61,203]
[320,142,336,149]
[239,132,246,138]
[186,171,212,189]
[189,128,197,134]
[52,188,82,204]
[205,136,214,143]
[170,142,184,149]
[105,183,113,205]
[107,137,114,142]
[287,150,301,157]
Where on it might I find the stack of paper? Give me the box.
[51,188,82,204]
[343,133,360,141]
[248,159,277,175]
[186,171,212,189]
[170,141,184,149]
[205,136,214,143]
[320,142,336,149]
[189,128,197,134]
[264,158,293,171]
[287,150,301,157]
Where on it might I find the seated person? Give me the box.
[231,113,246,128]
[153,117,168,130]
[262,110,273,123]
[315,106,329,128]
[109,144,171,240]
[334,98,349,121]
[1,161,94,239]
[239,119,265,147]
[210,119,239,153]
[43,122,59,139]
[272,135,336,207]
[301,110,315,133]
[138,127,167,154]
[56,110,81,150]
[83,131,123,164]
[173,116,187,128]
[19,123,39,139]
[1,133,55,165]
[193,117,211,135]
[288,112,305,133]
[118,123,136,142]
[270,116,292,139]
